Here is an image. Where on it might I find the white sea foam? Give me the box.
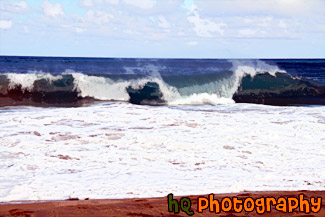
[0,103,324,201]
[71,73,130,100]
[169,94,234,105]
[6,73,62,91]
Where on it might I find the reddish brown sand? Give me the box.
[0,191,324,217]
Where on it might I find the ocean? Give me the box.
[0,56,324,201]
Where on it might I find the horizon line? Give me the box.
[1,55,324,60]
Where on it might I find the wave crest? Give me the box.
[1,60,323,106]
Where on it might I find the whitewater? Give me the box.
[0,102,324,201]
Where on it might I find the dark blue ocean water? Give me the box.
[0,56,324,83]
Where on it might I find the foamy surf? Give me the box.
[0,102,324,201]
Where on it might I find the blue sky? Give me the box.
[0,0,324,58]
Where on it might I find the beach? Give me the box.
[0,191,324,216]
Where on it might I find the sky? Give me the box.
[0,0,324,58]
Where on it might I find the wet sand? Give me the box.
[0,191,324,217]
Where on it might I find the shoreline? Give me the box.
[0,190,324,216]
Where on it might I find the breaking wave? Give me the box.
[0,60,324,106]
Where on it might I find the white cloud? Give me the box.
[12,1,27,10]
[181,0,324,40]
[238,28,258,38]
[150,33,167,40]
[0,1,28,13]
[80,0,157,9]
[0,20,13,30]
[123,0,156,9]
[158,16,170,29]
[244,16,273,27]
[187,4,226,37]
[187,15,226,37]
[85,10,114,25]
[24,25,29,33]
[105,0,120,4]
[228,15,299,39]
[186,41,197,46]
[104,0,120,5]
[42,0,64,18]
[278,20,287,28]
[80,0,95,7]
[80,0,119,8]
[80,0,182,15]
[75,27,85,33]
[193,0,324,17]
